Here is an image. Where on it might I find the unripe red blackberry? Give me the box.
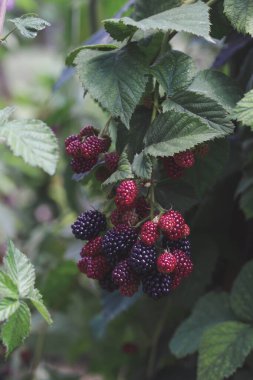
[81,236,103,257]
[183,224,190,237]
[135,196,150,218]
[119,277,140,297]
[100,136,111,152]
[142,271,172,299]
[174,150,195,168]
[112,259,137,286]
[102,225,138,265]
[65,139,82,157]
[129,243,157,275]
[80,136,105,159]
[171,271,183,290]
[99,272,118,292]
[65,134,78,148]
[71,210,106,240]
[70,156,97,174]
[77,257,88,273]
[85,255,110,280]
[105,152,120,172]
[122,209,139,226]
[194,143,209,158]
[140,221,159,246]
[159,210,185,241]
[164,237,191,257]
[115,180,138,208]
[79,125,98,138]
[173,249,193,277]
[157,252,177,274]
[110,209,122,226]
[162,157,184,179]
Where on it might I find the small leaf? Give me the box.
[0,272,18,300]
[170,292,235,358]
[0,299,20,321]
[9,16,50,38]
[224,0,253,37]
[75,44,149,128]
[0,118,59,175]
[189,70,243,111]
[151,50,196,96]
[104,1,212,42]
[3,241,35,298]
[66,44,117,66]
[103,153,133,185]
[144,111,224,157]
[27,288,52,325]
[1,302,31,356]
[230,260,253,323]
[197,321,253,380]
[233,89,253,128]
[132,152,152,179]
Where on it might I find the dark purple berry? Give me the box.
[112,259,137,286]
[99,272,118,292]
[71,210,106,240]
[129,243,157,275]
[164,237,191,257]
[142,271,172,299]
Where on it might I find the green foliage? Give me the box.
[197,321,253,380]
[104,2,212,42]
[144,111,225,157]
[132,152,152,179]
[233,89,253,129]
[103,152,133,185]
[65,44,118,67]
[0,107,59,175]
[0,241,52,356]
[134,0,181,20]
[151,50,196,96]
[224,0,253,36]
[9,16,50,38]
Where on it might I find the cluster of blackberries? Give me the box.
[162,144,209,179]
[72,179,193,299]
[65,125,116,174]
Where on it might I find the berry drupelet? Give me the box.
[71,210,106,240]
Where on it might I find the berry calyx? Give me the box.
[115,180,138,209]
[71,210,106,240]
[157,252,177,274]
[174,150,195,168]
[140,221,159,246]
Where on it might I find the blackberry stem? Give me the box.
[99,116,112,137]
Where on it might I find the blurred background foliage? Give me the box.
[0,0,253,380]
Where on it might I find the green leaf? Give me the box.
[27,288,53,325]
[1,301,31,356]
[0,272,18,300]
[0,115,59,175]
[230,260,253,323]
[75,44,149,128]
[104,1,212,42]
[239,185,253,220]
[0,299,20,321]
[66,44,117,66]
[162,91,234,133]
[144,111,225,157]
[134,0,182,20]
[170,292,235,358]
[197,321,253,380]
[189,70,243,112]
[151,51,196,96]
[224,0,253,36]
[9,16,50,38]
[0,107,15,125]
[233,89,253,128]
[132,152,152,179]
[103,153,133,185]
[3,241,35,298]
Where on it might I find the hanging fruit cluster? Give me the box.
[68,127,194,299]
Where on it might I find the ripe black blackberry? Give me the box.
[129,243,157,275]
[142,271,172,299]
[71,210,106,240]
[102,226,138,266]
[99,272,118,292]
[164,237,191,257]
[112,259,136,286]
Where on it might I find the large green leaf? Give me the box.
[65,44,117,67]
[0,299,20,321]
[9,16,50,38]
[162,91,234,133]
[230,260,253,323]
[28,288,53,325]
[189,70,243,111]
[75,44,149,128]
[134,0,181,20]
[132,152,152,179]
[151,51,196,96]
[144,111,225,157]
[197,321,253,380]
[1,302,31,356]
[0,272,18,300]
[103,153,133,185]
[224,0,253,36]
[3,241,35,299]
[104,1,212,42]
[233,89,253,129]
[0,108,59,175]
[170,292,235,358]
